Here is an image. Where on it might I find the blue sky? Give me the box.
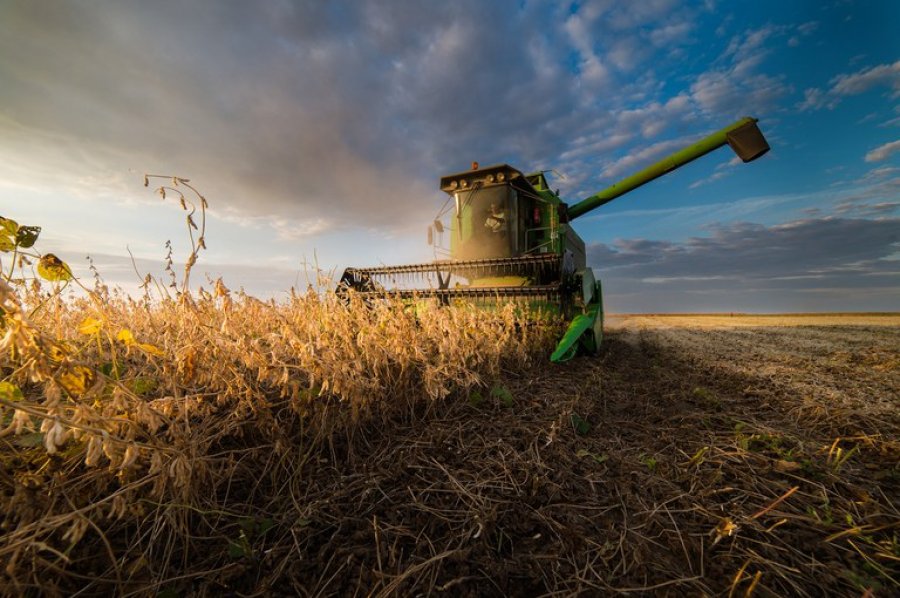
[1,0,898,311]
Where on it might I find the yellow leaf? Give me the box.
[58,366,96,396]
[117,329,135,345]
[0,381,24,401]
[711,517,738,545]
[47,342,68,362]
[37,253,73,282]
[774,459,802,472]
[138,343,164,357]
[78,317,102,335]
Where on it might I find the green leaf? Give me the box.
[692,386,711,400]
[227,538,251,559]
[131,377,157,395]
[15,432,44,448]
[0,381,24,402]
[491,385,513,407]
[638,453,658,471]
[238,518,256,534]
[576,449,608,464]
[238,516,275,538]
[15,225,40,248]
[99,362,121,380]
[37,253,73,282]
[571,413,591,436]
[257,517,274,535]
[468,391,484,408]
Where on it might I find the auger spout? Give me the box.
[566,117,769,221]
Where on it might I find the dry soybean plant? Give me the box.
[0,182,561,594]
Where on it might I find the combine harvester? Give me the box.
[340,117,769,362]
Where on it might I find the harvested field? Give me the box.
[2,303,898,596]
[268,314,899,596]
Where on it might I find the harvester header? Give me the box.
[339,117,770,362]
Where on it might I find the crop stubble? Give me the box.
[1,296,898,596]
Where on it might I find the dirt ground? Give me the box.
[232,314,898,596]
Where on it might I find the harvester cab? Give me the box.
[339,117,769,362]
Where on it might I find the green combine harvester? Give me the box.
[339,117,769,362]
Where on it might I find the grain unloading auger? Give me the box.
[339,117,769,362]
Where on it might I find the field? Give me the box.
[1,282,898,596]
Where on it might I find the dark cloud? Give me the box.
[0,0,756,236]
[832,176,900,217]
[589,217,900,312]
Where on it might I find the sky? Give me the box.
[1,0,898,312]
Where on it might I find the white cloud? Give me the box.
[689,25,791,117]
[649,21,693,46]
[600,137,691,180]
[688,156,742,189]
[563,9,611,87]
[559,134,633,161]
[691,70,788,116]
[689,170,729,189]
[797,21,819,36]
[864,140,900,162]
[799,60,900,111]
[787,20,819,47]
[862,166,900,180]
[832,61,900,96]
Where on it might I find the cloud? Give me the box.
[797,88,826,111]
[0,1,454,237]
[559,18,799,197]
[832,61,900,96]
[689,25,792,117]
[649,21,693,46]
[550,90,702,196]
[797,21,819,37]
[599,137,693,180]
[788,20,820,46]
[688,156,741,189]
[862,166,900,179]
[799,60,900,111]
[9,1,667,238]
[0,0,794,247]
[3,1,716,237]
[864,140,900,162]
[591,218,900,281]
[588,217,900,312]
[2,0,890,311]
[831,175,900,217]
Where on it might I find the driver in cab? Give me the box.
[485,203,506,233]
